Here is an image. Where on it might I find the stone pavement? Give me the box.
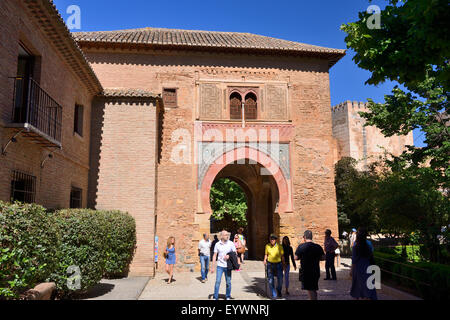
[78,277,150,300]
[138,259,420,300]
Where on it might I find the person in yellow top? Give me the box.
[263,234,285,299]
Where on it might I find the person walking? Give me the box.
[350,228,357,248]
[210,230,237,300]
[233,234,243,271]
[282,236,297,296]
[198,233,211,283]
[236,227,246,264]
[350,228,378,300]
[295,230,325,300]
[324,229,339,280]
[210,235,219,261]
[264,234,285,299]
[164,236,176,284]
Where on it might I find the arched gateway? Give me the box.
[195,122,295,259]
[73,26,343,275]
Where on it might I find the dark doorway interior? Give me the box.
[209,160,280,260]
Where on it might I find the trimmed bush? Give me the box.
[0,202,136,299]
[374,251,450,300]
[99,211,136,278]
[0,202,59,299]
[51,209,110,297]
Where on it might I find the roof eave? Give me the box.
[23,0,103,95]
[76,40,346,68]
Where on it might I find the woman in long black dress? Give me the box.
[350,228,377,300]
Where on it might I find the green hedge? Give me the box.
[0,202,136,299]
[100,210,136,278]
[374,251,450,300]
[0,202,59,299]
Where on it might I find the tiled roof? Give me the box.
[100,88,160,98]
[73,27,346,63]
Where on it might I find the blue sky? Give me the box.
[54,0,425,147]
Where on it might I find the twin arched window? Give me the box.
[230,91,258,120]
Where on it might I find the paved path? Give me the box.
[78,259,419,300]
[78,277,149,300]
[138,259,419,300]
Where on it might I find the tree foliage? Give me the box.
[335,158,449,263]
[340,0,449,263]
[341,0,450,190]
[210,178,248,231]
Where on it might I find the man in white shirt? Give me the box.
[210,230,236,300]
[198,233,211,283]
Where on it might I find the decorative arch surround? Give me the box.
[200,146,293,215]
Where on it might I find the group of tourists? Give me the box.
[163,226,378,300]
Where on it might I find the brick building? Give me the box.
[332,101,414,170]
[0,0,102,209]
[1,0,409,277]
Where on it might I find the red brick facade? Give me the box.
[1,0,353,277]
[76,47,342,274]
[0,0,100,209]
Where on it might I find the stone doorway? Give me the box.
[199,145,292,261]
[210,161,280,260]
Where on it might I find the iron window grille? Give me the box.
[10,170,36,204]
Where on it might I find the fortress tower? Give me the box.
[332,101,414,170]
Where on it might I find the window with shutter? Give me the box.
[70,187,82,208]
[230,92,242,120]
[74,104,84,136]
[245,93,257,120]
[163,88,177,108]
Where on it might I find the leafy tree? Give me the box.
[335,158,379,234]
[210,178,248,232]
[341,0,449,190]
[341,0,450,262]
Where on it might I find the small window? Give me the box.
[245,93,257,120]
[162,88,177,108]
[10,171,36,204]
[70,187,82,209]
[74,104,84,136]
[230,92,243,120]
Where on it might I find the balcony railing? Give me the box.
[12,77,62,146]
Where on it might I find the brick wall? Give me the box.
[0,0,95,208]
[82,48,340,272]
[89,97,159,276]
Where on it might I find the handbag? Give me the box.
[237,247,245,254]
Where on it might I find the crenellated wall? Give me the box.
[332,101,414,170]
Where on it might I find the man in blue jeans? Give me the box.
[198,233,211,283]
[210,230,236,300]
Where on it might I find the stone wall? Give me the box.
[332,101,414,170]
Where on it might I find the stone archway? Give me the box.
[199,146,293,259]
